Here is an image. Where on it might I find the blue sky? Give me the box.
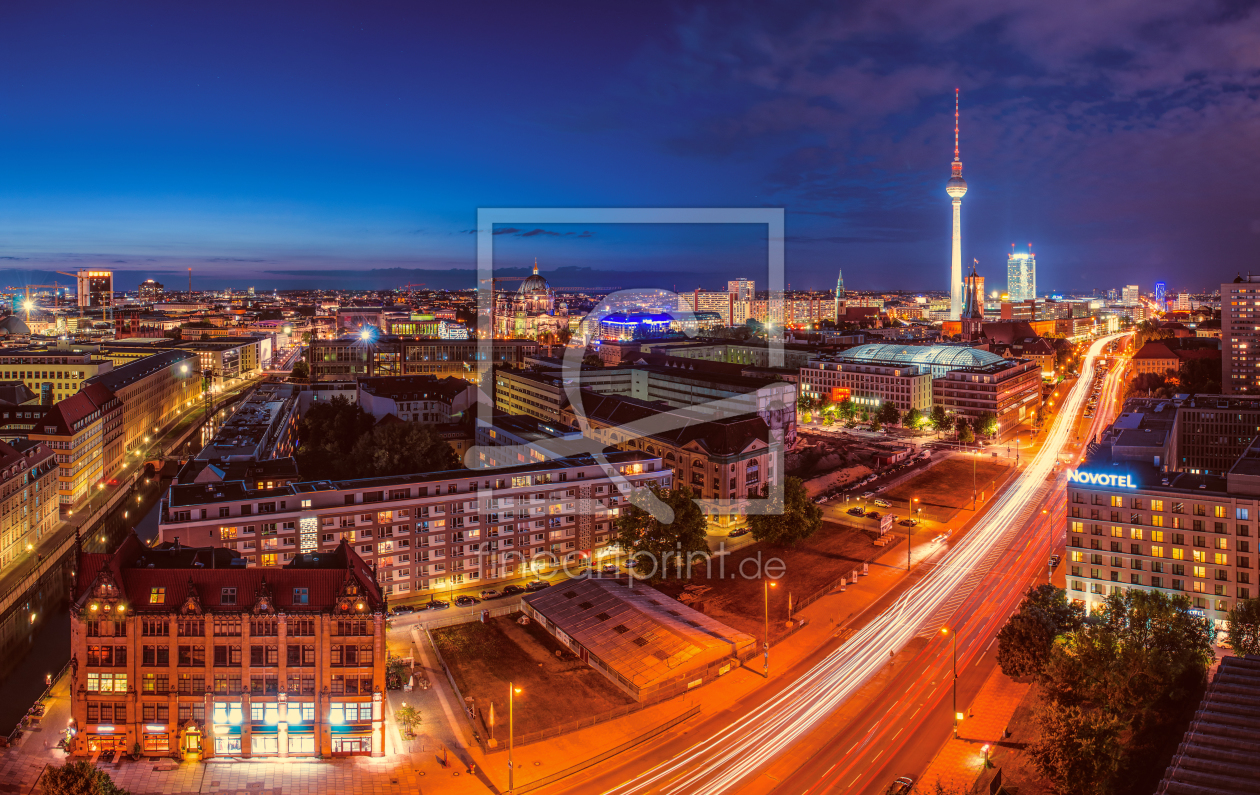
[1,0,1258,293]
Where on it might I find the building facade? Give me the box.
[0,439,58,571]
[158,452,667,597]
[0,346,114,405]
[1006,247,1036,301]
[70,535,386,759]
[308,337,536,384]
[356,375,473,424]
[86,351,200,460]
[797,359,933,413]
[1224,276,1260,395]
[29,383,123,508]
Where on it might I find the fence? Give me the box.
[417,604,519,631]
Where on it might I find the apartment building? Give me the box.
[0,345,114,404]
[1066,447,1260,630]
[29,383,123,507]
[86,350,200,459]
[1223,276,1260,395]
[797,359,934,412]
[356,375,474,424]
[0,439,58,570]
[157,451,667,597]
[70,535,385,759]
[932,358,1042,439]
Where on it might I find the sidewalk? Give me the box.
[915,668,1031,793]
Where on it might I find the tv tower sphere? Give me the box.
[946,173,967,199]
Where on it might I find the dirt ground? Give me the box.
[653,521,885,644]
[431,614,635,737]
[884,457,1013,509]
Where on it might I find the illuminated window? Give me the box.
[1216,537,1229,550]
[149,587,165,604]
[1215,553,1229,565]
[1193,550,1206,563]
[1111,527,1123,538]
[1172,549,1185,560]
[1151,516,1164,527]
[1193,566,1207,579]
[1130,529,1144,540]
[262,554,277,567]
[1215,506,1227,518]
[1151,500,1164,512]
[1111,496,1123,507]
[1151,546,1164,558]
[1071,522,1084,534]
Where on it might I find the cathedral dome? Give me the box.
[517,260,551,295]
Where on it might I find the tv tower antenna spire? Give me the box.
[954,87,960,162]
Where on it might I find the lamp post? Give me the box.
[508,682,521,791]
[763,580,777,678]
[941,627,958,737]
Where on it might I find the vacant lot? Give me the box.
[884,457,1013,509]
[431,614,635,737]
[653,521,887,645]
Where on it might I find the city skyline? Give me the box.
[0,2,1256,292]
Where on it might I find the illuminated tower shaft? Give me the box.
[946,89,968,319]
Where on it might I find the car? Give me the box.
[861,491,875,499]
[479,589,500,600]
[389,605,417,616]
[525,580,551,592]
[501,585,525,596]
[1049,555,1061,568]
[847,507,865,517]
[427,599,451,610]
[454,595,480,607]
[872,498,892,508]
[728,527,749,538]
[867,511,882,520]
[600,563,619,574]
[886,776,914,795]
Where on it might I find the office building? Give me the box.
[1223,276,1260,395]
[0,345,115,405]
[307,336,536,384]
[69,535,386,759]
[157,451,667,594]
[138,279,165,302]
[1123,285,1140,303]
[86,351,200,460]
[727,279,755,301]
[29,383,123,507]
[1154,281,1166,306]
[77,270,114,309]
[798,359,933,413]
[0,439,58,571]
[1006,245,1036,301]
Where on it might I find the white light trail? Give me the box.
[609,334,1127,795]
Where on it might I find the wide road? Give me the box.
[550,333,1125,795]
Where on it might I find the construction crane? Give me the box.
[400,283,426,308]
[54,272,85,317]
[12,282,66,321]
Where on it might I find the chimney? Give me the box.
[174,537,181,552]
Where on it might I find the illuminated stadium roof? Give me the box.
[837,343,1007,371]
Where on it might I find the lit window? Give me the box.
[149,587,165,604]
[293,588,308,605]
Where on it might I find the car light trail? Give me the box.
[609,333,1127,795]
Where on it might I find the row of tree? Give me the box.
[796,395,998,439]
[295,395,459,481]
[996,586,1215,795]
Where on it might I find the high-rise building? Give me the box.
[1223,276,1260,394]
[1176,293,1192,311]
[138,279,164,302]
[76,270,113,309]
[726,278,754,301]
[946,89,968,320]
[1154,281,1167,305]
[1122,285,1140,303]
[1006,245,1036,301]
[833,268,845,322]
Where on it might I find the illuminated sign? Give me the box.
[1067,470,1136,488]
[829,387,851,403]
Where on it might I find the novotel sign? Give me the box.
[1067,470,1136,488]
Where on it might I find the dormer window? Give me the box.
[293,588,309,605]
[149,587,165,604]
[221,587,237,605]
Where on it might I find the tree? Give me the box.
[837,399,856,421]
[1027,704,1124,795]
[41,761,129,795]
[748,477,823,546]
[350,422,461,478]
[301,331,314,344]
[957,419,975,445]
[395,704,421,739]
[997,585,1086,678]
[581,354,604,368]
[876,401,900,427]
[930,405,950,433]
[612,485,709,582]
[796,394,815,413]
[869,416,881,432]
[975,411,998,438]
[1226,597,1260,656]
[904,407,924,431]
[295,396,377,480]
[289,360,310,380]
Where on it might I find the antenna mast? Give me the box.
[953,88,960,162]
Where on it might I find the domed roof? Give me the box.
[946,175,968,198]
[838,343,1005,370]
[517,261,551,296]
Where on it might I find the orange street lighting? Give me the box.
[942,627,959,737]
[763,580,777,678]
[509,682,522,791]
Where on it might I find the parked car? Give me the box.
[872,498,892,508]
[525,580,551,592]
[454,595,480,607]
[847,507,865,517]
[867,512,882,520]
[861,491,875,499]
[427,599,451,610]
[501,585,525,596]
[389,604,417,616]
[479,589,500,600]
[601,563,619,574]
[728,527,749,538]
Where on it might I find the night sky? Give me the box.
[0,0,1257,293]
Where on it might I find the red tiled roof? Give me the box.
[75,533,382,613]
[1133,342,1178,360]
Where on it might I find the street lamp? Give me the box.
[508,683,522,792]
[941,627,958,737]
[763,580,777,678]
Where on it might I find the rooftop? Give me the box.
[837,343,1008,370]
[86,349,198,392]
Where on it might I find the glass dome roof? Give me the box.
[837,343,1005,370]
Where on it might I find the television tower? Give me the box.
[946,88,968,319]
[833,268,845,322]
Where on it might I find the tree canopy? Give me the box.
[289,360,310,380]
[612,485,709,581]
[42,761,129,795]
[1226,597,1260,656]
[748,477,823,546]
[997,585,1085,679]
[295,396,459,480]
[930,405,950,433]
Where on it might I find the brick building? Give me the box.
[70,535,386,759]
